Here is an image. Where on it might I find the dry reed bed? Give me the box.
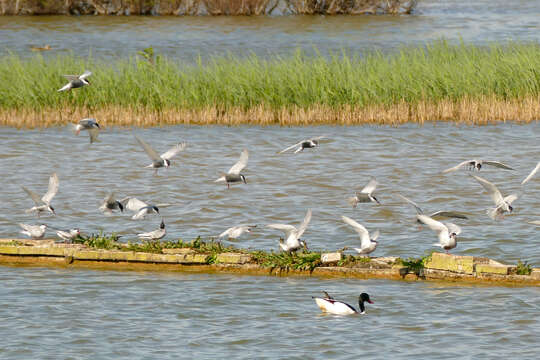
[2,96,539,128]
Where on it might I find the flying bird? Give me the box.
[313,292,373,315]
[267,209,312,252]
[341,216,379,256]
[57,70,92,92]
[75,118,100,144]
[215,149,248,188]
[277,136,326,154]
[138,220,166,241]
[120,197,161,220]
[22,173,59,217]
[417,214,461,253]
[219,225,256,240]
[348,178,380,208]
[443,160,514,173]
[397,194,468,221]
[19,223,47,239]
[99,192,124,215]
[522,162,540,185]
[470,175,518,220]
[56,229,81,243]
[134,135,186,175]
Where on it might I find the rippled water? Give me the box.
[0,123,538,265]
[1,0,539,60]
[0,267,539,359]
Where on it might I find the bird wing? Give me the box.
[483,161,514,170]
[62,75,79,82]
[417,215,448,234]
[342,215,370,248]
[228,149,248,174]
[160,142,186,160]
[430,211,468,220]
[22,186,43,205]
[503,194,518,205]
[266,224,297,237]
[360,178,377,194]
[78,118,96,127]
[444,222,462,236]
[471,175,504,206]
[219,227,235,238]
[42,173,59,204]
[442,160,472,173]
[19,223,34,232]
[79,70,92,80]
[134,135,161,162]
[522,162,540,185]
[88,128,99,144]
[296,209,312,239]
[397,194,423,214]
[120,197,148,212]
[277,140,303,154]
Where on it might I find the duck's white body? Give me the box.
[314,298,358,315]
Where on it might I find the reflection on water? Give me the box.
[0,123,538,265]
[0,267,538,359]
[1,0,539,60]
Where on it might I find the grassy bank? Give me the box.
[1,41,540,126]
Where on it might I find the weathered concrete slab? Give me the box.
[476,263,515,275]
[162,248,195,255]
[216,253,252,264]
[321,252,342,264]
[424,253,475,274]
[531,269,540,280]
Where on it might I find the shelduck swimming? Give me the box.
[313,291,373,315]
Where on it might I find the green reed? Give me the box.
[1,41,540,112]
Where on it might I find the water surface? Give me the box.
[0,267,538,359]
[1,0,539,60]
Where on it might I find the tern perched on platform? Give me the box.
[522,162,540,185]
[397,194,468,221]
[348,178,380,208]
[138,220,166,241]
[215,149,248,188]
[57,70,91,92]
[267,209,312,252]
[341,216,379,256]
[443,159,514,173]
[278,136,326,154]
[417,214,461,253]
[22,173,59,217]
[120,197,162,220]
[19,223,47,239]
[470,175,518,220]
[219,225,256,240]
[313,292,373,315]
[56,229,81,243]
[99,192,124,215]
[75,118,100,143]
[134,135,186,175]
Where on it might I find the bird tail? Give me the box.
[294,147,303,154]
[214,176,226,183]
[24,208,34,214]
[57,84,71,92]
[347,197,358,208]
[486,208,498,220]
[432,243,444,248]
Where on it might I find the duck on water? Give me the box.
[313,292,373,315]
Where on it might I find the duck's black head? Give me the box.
[508,205,513,212]
[48,206,56,215]
[117,201,124,212]
[94,122,100,128]
[160,221,165,229]
[476,163,482,170]
[153,206,160,213]
[164,159,171,168]
[241,175,247,184]
[360,293,373,304]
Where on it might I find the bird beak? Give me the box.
[367,300,373,304]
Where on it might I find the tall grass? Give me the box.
[1,41,540,126]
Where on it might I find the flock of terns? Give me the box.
[13,70,540,315]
